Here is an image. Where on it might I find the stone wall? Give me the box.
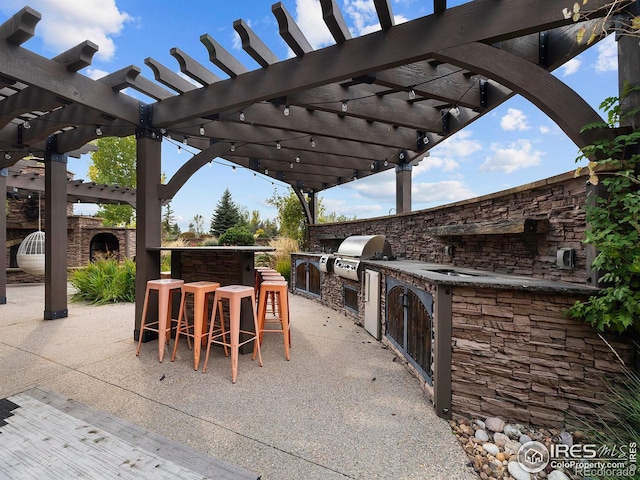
[308,172,588,284]
[450,286,636,428]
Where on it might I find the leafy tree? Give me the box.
[88,136,136,226]
[568,86,640,333]
[218,226,255,246]
[267,189,355,241]
[192,214,205,236]
[210,188,241,236]
[267,189,306,241]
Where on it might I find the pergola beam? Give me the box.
[170,47,220,86]
[272,2,313,57]
[234,19,279,67]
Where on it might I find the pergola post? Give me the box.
[134,105,163,341]
[395,162,412,214]
[308,191,318,224]
[0,168,6,305]
[44,136,68,319]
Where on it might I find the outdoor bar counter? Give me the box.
[148,246,275,353]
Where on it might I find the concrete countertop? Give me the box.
[293,252,596,295]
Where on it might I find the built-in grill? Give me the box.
[332,235,393,281]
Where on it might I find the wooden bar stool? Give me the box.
[253,280,290,361]
[136,278,184,362]
[203,285,263,383]
[171,281,221,370]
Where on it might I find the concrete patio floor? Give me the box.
[0,283,477,480]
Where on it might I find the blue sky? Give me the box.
[0,1,619,231]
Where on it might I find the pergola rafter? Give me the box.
[1,0,632,322]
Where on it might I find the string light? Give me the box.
[232,166,236,171]
[290,163,294,168]
[295,155,300,163]
[183,136,188,144]
[341,101,348,112]
[276,141,281,150]
[310,137,315,148]
[4,152,11,160]
[230,142,235,152]
[265,168,269,174]
[239,111,245,121]
[199,125,205,135]
[283,106,290,116]
[177,145,181,153]
[384,159,388,167]
[95,126,103,136]
[22,120,31,129]
[408,89,416,100]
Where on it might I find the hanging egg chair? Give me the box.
[17,230,46,275]
[17,192,46,276]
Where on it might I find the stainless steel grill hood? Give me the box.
[332,235,393,281]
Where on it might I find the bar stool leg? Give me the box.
[251,293,263,367]
[157,286,171,362]
[229,295,241,384]
[279,290,291,361]
[135,284,152,357]
[171,289,187,362]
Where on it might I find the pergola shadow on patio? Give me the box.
[1,1,638,331]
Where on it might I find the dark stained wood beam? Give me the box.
[97,65,141,91]
[285,84,447,131]
[0,43,140,124]
[0,6,40,46]
[272,2,313,57]
[131,75,175,101]
[144,57,198,94]
[374,0,394,30]
[434,0,447,15]
[214,102,419,149]
[233,19,279,68]
[0,87,63,130]
[154,0,601,126]
[432,42,602,148]
[320,0,352,43]
[52,40,98,72]
[200,34,248,78]
[170,47,220,86]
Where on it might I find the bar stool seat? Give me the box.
[253,280,290,361]
[171,281,221,370]
[136,278,184,362]
[203,285,262,383]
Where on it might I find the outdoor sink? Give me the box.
[422,268,490,278]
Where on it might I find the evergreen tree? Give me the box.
[210,188,241,236]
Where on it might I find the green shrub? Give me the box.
[202,238,218,246]
[218,226,255,246]
[70,258,136,304]
[275,257,291,282]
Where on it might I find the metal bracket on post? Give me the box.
[45,135,67,164]
[135,103,161,141]
[539,31,548,68]
[479,79,488,109]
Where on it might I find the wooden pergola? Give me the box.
[1,1,638,334]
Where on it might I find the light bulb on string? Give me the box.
[276,141,281,150]
[199,126,205,135]
[384,159,388,167]
[95,126,103,136]
[310,137,315,148]
[295,155,300,163]
[177,145,181,154]
[283,106,290,116]
[183,136,188,145]
[4,152,11,160]
[408,89,416,100]
[239,111,245,122]
[230,142,235,152]
[290,163,294,169]
[265,168,269,175]
[341,101,348,112]
[23,120,31,129]
[232,166,236,172]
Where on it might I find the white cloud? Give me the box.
[84,68,109,80]
[413,156,460,174]
[295,0,334,48]
[1,0,132,62]
[500,108,529,131]
[431,130,482,158]
[480,139,544,174]
[561,58,581,76]
[539,125,551,134]
[412,180,475,204]
[595,35,617,73]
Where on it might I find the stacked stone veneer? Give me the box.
[450,286,635,428]
[296,172,639,428]
[308,172,588,284]
[6,197,136,283]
